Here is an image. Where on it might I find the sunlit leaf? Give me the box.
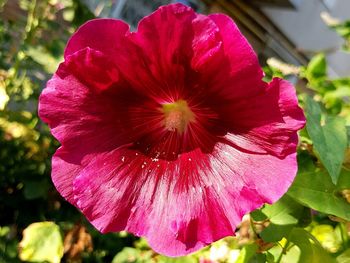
[337,248,350,263]
[311,225,342,253]
[252,196,305,242]
[112,247,153,263]
[288,228,336,263]
[276,244,301,263]
[261,196,303,225]
[305,53,326,81]
[26,46,61,74]
[158,255,197,263]
[19,222,63,263]
[333,21,350,38]
[331,20,350,51]
[265,252,275,263]
[0,81,9,110]
[236,243,258,263]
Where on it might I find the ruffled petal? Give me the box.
[201,13,265,100]
[119,3,222,100]
[72,148,233,256]
[62,47,120,91]
[38,72,134,156]
[215,78,305,157]
[134,3,222,72]
[51,147,95,206]
[72,139,297,256]
[64,18,129,58]
[212,142,298,205]
[51,147,77,204]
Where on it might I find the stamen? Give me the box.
[162,100,195,133]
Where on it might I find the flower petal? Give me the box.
[64,18,129,58]
[204,13,265,100]
[216,78,305,157]
[119,3,222,100]
[72,148,233,256]
[72,140,297,256]
[38,72,134,156]
[63,47,120,91]
[51,147,95,206]
[212,142,298,205]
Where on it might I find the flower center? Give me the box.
[162,99,194,133]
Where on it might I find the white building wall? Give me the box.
[261,0,350,77]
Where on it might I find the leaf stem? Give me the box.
[276,240,290,263]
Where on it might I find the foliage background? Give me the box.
[0,0,349,262]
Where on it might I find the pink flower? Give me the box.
[39,3,305,257]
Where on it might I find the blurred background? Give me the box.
[1,0,350,262]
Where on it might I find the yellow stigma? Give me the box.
[162,99,194,133]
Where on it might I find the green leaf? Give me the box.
[158,255,197,263]
[0,226,19,261]
[331,78,350,91]
[305,96,348,184]
[288,228,336,263]
[337,248,350,263]
[253,196,304,242]
[306,53,327,81]
[250,209,268,221]
[19,222,63,263]
[0,226,10,237]
[23,179,49,199]
[112,247,153,263]
[323,78,350,110]
[311,225,342,253]
[248,253,266,263]
[275,245,301,263]
[261,196,303,225]
[265,252,275,263]
[236,243,259,263]
[332,20,350,38]
[0,82,9,110]
[25,46,61,74]
[260,224,294,243]
[346,126,350,146]
[287,154,350,220]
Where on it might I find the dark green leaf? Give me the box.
[287,155,350,220]
[250,210,268,222]
[260,224,294,243]
[248,253,266,263]
[23,179,49,199]
[305,96,348,184]
[265,252,275,263]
